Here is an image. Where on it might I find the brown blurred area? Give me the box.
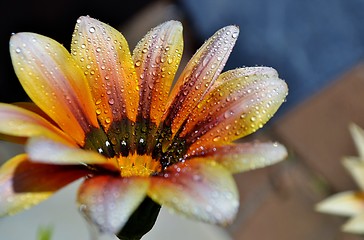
[1,0,364,239]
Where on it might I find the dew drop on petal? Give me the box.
[135,60,141,67]
[89,27,96,33]
[95,99,102,105]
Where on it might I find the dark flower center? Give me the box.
[83,116,187,177]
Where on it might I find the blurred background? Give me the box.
[1,0,364,239]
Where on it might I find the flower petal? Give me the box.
[0,154,89,216]
[342,157,364,191]
[148,158,239,225]
[10,32,98,145]
[26,137,108,165]
[180,67,287,148]
[71,16,139,129]
[132,21,183,125]
[13,102,55,124]
[211,66,279,90]
[163,25,239,135]
[349,123,364,161]
[316,191,364,217]
[342,213,364,234]
[77,175,149,233]
[0,103,75,145]
[187,142,287,173]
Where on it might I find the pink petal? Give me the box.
[0,103,75,145]
[71,16,139,129]
[78,175,149,233]
[132,21,183,125]
[0,154,90,216]
[163,25,239,136]
[180,67,287,148]
[148,158,239,225]
[187,142,287,173]
[26,137,108,165]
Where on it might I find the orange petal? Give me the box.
[163,25,239,135]
[187,142,287,173]
[10,32,98,145]
[0,103,75,145]
[180,67,287,148]
[78,175,149,233]
[26,137,108,165]
[71,16,139,129]
[132,21,183,125]
[148,158,238,225]
[0,154,90,216]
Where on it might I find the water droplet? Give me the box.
[96,108,102,115]
[232,32,238,38]
[213,136,221,142]
[89,27,95,33]
[193,174,202,182]
[15,47,21,53]
[135,60,141,67]
[108,98,114,105]
[105,117,111,124]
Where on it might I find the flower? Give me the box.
[316,123,364,234]
[0,16,288,238]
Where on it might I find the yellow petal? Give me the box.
[0,154,89,216]
[342,157,364,191]
[349,123,364,161]
[26,137,109,165]
[71,16,139,129]
[163,25,239,136]
[211,66,279,90]
[342,213,364,234]
[148,158,239,225]
[132,21,183,125]
[187,142,287,173]
[78,175,149,233]
[10,32,98,145]
[180,67,287,149]
[0,103,75,145]
[316,191,364,217]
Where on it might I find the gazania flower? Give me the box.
[316,124,364,234]
[0,16,288,239]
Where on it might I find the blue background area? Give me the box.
[180,0,364,114]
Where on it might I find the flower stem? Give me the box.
[116,197,161,240]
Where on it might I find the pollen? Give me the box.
[116,153,162,177]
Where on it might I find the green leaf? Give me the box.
[37,225,53,240]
